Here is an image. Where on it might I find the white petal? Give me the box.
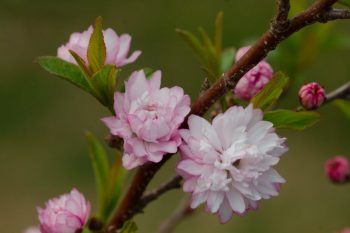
[226,189,246,214]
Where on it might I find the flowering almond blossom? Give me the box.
[37,188,90,233]
[325,156,350,184]
[234,46,273,101]
[177,104,287,223]
[102,70,191,169]
[57,26,141,67]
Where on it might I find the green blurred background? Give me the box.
[1,0,350,232]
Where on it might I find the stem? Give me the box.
[106,0,350,231]
[156,198,193,233]
[325,82,350,103]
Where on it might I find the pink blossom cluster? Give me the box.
[177,104,287,223]
[233,46,274,101]
[103,70,191,169]
[58,26,141,67]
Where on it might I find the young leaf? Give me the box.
[69,50,92,77]
[176,29,204,61]
[264,109,320,130]
[214,11,223,59]
[85,132,109,218]
[37,56,94,95]
[119,221,138,233]
[102,156,125,222]
[90,65,118,108]
[88,16,106,73]
[334,99,350,119]
[143,67,154,78]
[220,47,235,73]
[251,72,289,111]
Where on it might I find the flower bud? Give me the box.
[325,156,350,184]
[298,82,326,110]
[233,46,273,101]
[37,188,90,233]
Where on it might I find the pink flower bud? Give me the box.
[58,26,141,67]
[23,227,40,233]
[233,46,273,101]
[37,188,91,233]
[325,156,350,184]
[298,82,326,110]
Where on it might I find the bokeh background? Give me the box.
[1,0,350,232]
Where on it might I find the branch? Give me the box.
[106,0,347,231]
[156,199,193,233]
[134,175,182,214]
[325,82,350,103]
[273,0,291,32]
[320,9,350,22]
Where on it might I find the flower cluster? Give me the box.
[102,70,191,169]
[37,188,90,233]
[177,104,287,223]
[58,26,141,67]
[233,46,274,101]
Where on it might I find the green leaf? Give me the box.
[102,156,125,222]
[143,67,154,78]
[264,109,320,130]
[251,72,289,111]
[220,47,235,73]
[88,16,106,73]
[37,56,94,95]
[176,28,204,61]
[69,50,92,77]
[86,132,109,219]
[119,221,138,233]
[338,0,350,7]
[334,99,350,119]
[90,65,118,107]
[214,11,223,59]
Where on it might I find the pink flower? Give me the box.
[234,46,273,101]
[23,227,40,233]
[325,156,350,184]
[37,188,91,233]
[102,70,191,169]
[177,104,287,223]
[57,26,141,67]
[339,228,350,233]
[299,82,326,110]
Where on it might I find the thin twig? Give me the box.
[156,198,193,233]
[135,176,182,214]
[320,9,350,22]
[106,1,350,231]
[325,82,350,103]
[273,0,291,32]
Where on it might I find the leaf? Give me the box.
[119,221,138,233]
[69,50,92,77]
[86,132,109,218]
[214,11,223,59]
[220,47,235,73]
[88,16,106,73]
[143,67,154,78]
[264,109,320,130]
[338,0,350,7]
[102,155,125,222]
[334,99,350,119]
[251,72,289,111]
[37,56,94,95]
[90,65,118,107]
[176,28,204,61]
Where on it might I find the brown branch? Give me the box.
[156,198,193,233]
[273,0,291,32]
[106,0,347,231]
[134,175,182,214]
[325,82,350,103]
[320,9,350,22]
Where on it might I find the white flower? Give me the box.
[177,104,287,223]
